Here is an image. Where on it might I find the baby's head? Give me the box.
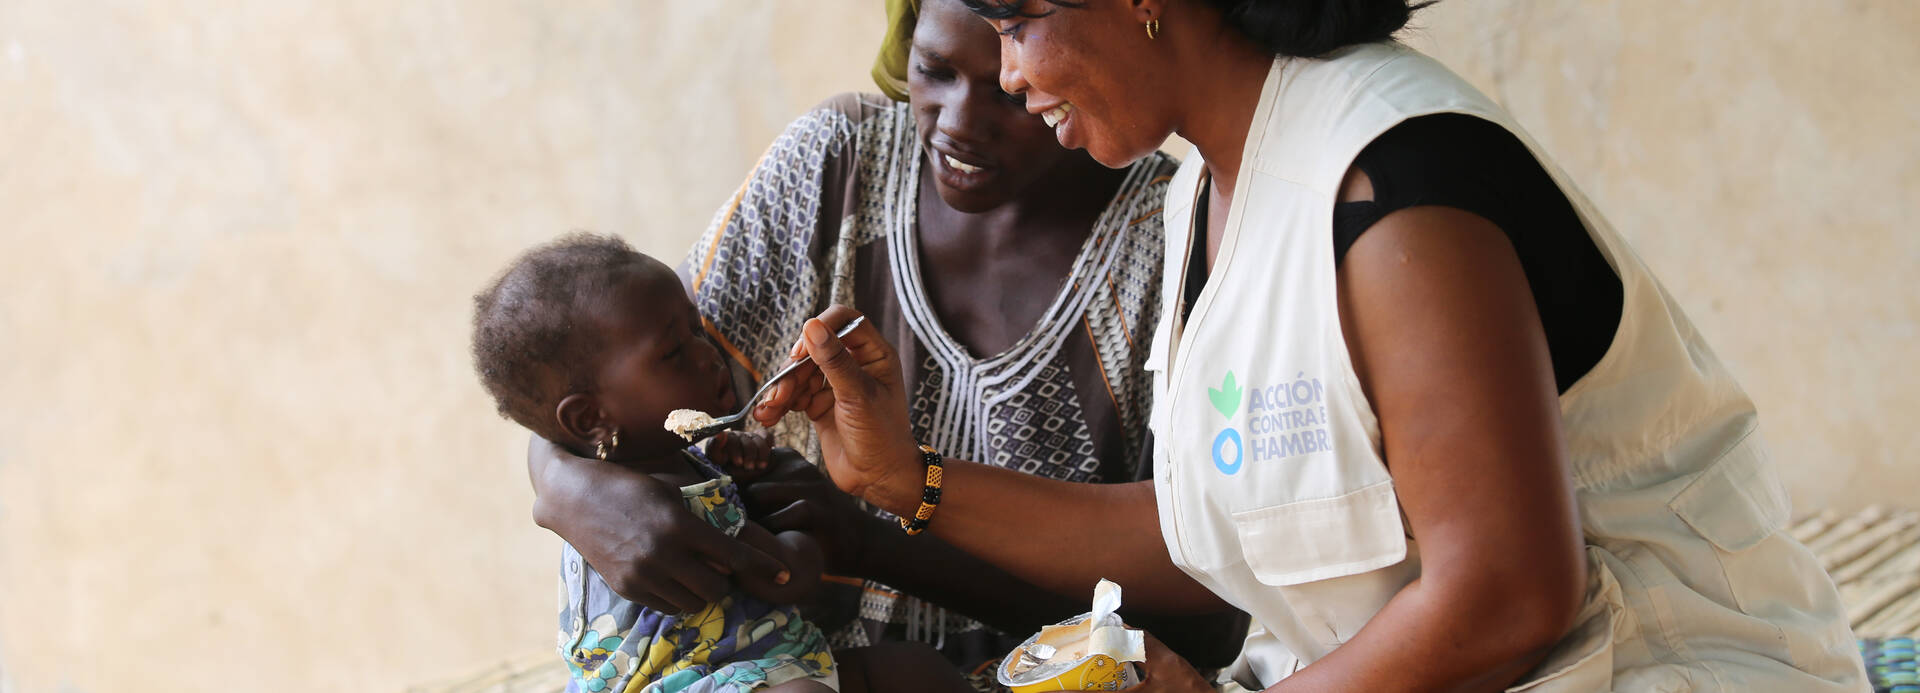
[471,233,738,462]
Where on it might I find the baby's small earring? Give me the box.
[596,430,619,460]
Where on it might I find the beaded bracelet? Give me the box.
[899,444,944,535]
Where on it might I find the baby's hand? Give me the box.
[703,430,776,480]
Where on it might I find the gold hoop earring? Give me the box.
[1145,18,1160,40]
[597,430,619,460]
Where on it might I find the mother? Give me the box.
[758,0,1866,690]
[527,0,1243,677]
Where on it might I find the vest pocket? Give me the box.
[1662,431,1856,674]
[1668,430,1789,553]
[1231,481,1411,649]
[1231,480,1409,587]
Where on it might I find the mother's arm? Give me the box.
[527,437,789,614]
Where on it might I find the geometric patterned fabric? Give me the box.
[680,94,1176,671]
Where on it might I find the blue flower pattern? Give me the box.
[557,448,835,693]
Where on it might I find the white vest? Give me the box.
[1148,43,1864,692]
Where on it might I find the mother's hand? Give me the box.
[751,306,924,516]
[528,437,789,613]
[741,455,887,575]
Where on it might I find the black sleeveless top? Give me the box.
[1183,113,1624,393]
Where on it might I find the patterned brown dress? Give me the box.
[679,93,1175,675]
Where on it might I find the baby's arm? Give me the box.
[730,519,823,605]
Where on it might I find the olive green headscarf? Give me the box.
[872,0,920,102]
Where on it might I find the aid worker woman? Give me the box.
[753,0,1867,691]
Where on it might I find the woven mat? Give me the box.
[1796,505,1920,639]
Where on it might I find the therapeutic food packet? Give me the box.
[999,579,1146,693]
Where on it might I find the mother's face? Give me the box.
[980,0,1176,168]
[910,0,1081,213]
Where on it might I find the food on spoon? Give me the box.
[664,409,719,441]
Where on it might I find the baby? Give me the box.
[470,234,968,693]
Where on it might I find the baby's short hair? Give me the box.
[470,232,652,437]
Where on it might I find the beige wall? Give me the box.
[0,1,1913,691]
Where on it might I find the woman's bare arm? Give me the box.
[1267,204,1588,692]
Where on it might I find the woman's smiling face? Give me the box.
[909,0,1086,212]
[978,0,1182,168]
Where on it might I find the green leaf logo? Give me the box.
[1208,371,1242,419]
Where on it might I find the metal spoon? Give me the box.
[682,316,866,441]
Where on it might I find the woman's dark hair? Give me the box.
[960,0,1433,58]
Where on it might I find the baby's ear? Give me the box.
[554,393,610,446]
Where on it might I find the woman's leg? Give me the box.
[832,643,975,693]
